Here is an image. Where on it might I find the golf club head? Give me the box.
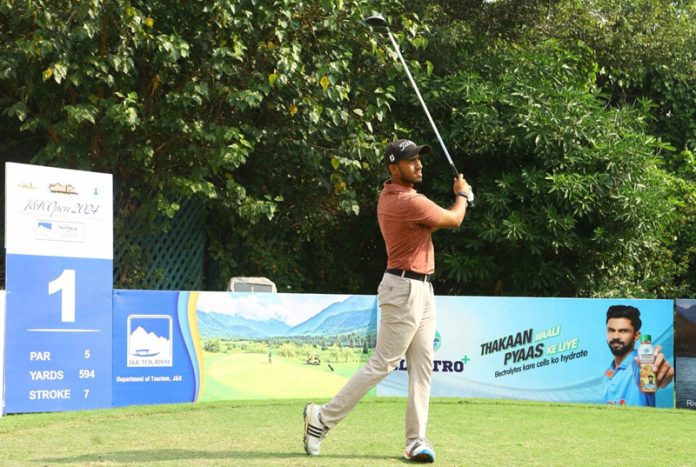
[364,13,389,32]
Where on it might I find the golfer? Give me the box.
[303,139,471,463]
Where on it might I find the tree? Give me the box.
[203,339,221,353]
[0,0,401,291]
[534,0,696,295]
[391,3,683,296]
[2,0,693,298]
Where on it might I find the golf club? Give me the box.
[365,13,474,206]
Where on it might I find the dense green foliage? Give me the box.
[405,1,696,296]
[1,0,694,297]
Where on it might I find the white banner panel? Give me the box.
[5,162,113,259]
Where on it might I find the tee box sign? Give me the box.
[3,162,113,413]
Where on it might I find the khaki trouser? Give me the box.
[320,272,436,445]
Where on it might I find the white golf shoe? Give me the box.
[303,402,328,455]
[403,438,435,463]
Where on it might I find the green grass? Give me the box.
[1,398,694,466]
[201,353,371,400]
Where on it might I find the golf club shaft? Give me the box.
[385,30,458,178]
[384,29,475,205]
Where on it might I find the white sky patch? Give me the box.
[196,292,350,326]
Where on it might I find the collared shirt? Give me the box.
[603,349,655,407]
[377,181,448,274]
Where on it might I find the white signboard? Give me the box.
[5,162,113,259]
[4,162,113,413]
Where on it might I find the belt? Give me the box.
[385,268,432,282]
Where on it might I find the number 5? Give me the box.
[48,269,76,322]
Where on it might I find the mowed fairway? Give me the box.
[1,398,696,466]
[201,352,368,400]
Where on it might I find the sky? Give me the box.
[196,291,352,326]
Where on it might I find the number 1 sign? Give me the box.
[3,163,113,413]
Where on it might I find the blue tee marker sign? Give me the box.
[3,163,113,413]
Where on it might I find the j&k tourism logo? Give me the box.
[127,315,173,367]
[36,220,86,243]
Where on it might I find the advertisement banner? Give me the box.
[194,292,378,401]
[379,297,674,408]
[675,299,696,409]
[112,290,202,406]
[111,290,378,404]
[4,163,113,413]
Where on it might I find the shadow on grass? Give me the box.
[39,448,401,464]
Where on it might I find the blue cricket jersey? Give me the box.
[603,349,655,407]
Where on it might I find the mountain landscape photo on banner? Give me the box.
[195,293,378,339]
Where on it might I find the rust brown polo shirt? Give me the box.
[377,181,448,274]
